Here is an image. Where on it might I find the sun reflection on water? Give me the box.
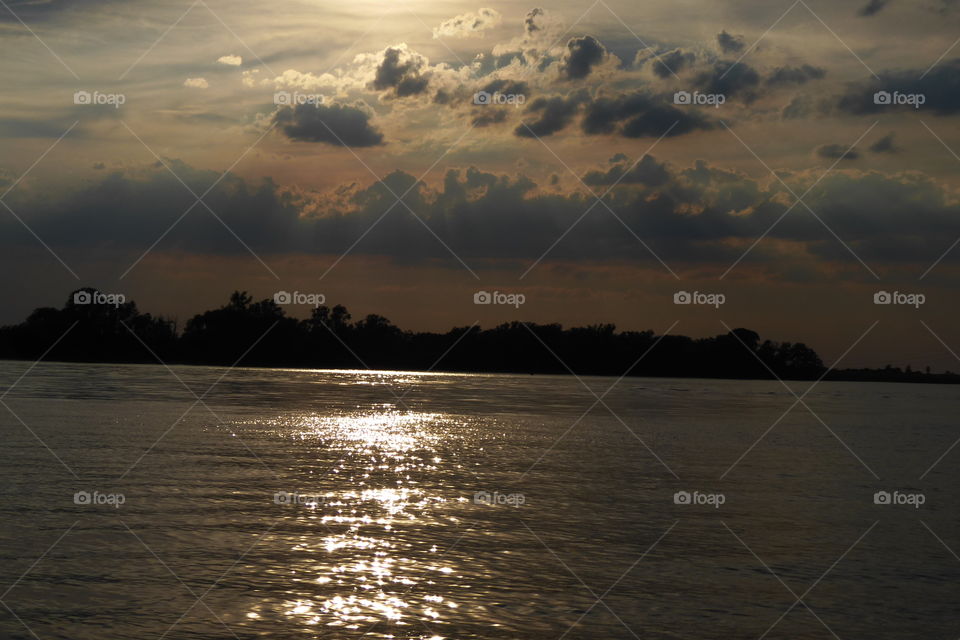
[264,408,464,636]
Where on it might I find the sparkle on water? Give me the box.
[265,407,459,634]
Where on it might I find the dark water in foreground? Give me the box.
[0,361,957,639]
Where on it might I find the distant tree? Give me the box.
[331,305,352,333]
[730,328,760,351]
[228,291,253,310]
[0,287,175,362]
[0,289,953,384]
[180,291,300,365]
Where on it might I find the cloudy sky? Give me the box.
[1,0,959,368]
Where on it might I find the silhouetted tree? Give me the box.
[0,290,952,384]
[0,288,175,362]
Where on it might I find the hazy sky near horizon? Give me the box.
[1,0,960,368]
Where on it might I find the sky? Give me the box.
[1,0,959,369]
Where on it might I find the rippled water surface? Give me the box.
[0,361,957,639]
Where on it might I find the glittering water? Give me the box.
[0,361,957,639]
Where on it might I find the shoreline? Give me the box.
[1,357,956,386]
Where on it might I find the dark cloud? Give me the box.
[524,8,545,34]
[583,154,671,187]
[816,144,860,160]
[439,79,529,111]
[767,65,826,86]
[619,105,711,138]
[472,109,509,127]
[858,0,891,16]
[651,49,696,78]
[782,95,812,119]
[396,76,430,97]
[781,94,831,120]
[582,91,716,138]
[0,117,86,138]
[869,132,900,153]
[696,61,761,101]
[560,36,607,79]
[4,158,960,271]
[515,91,589,137]
[480,78,530,96]
[836,59,960,114]
[0,162,303,258]
[370,47,430,97]
[717,30,746,54]
[273,103,384,146]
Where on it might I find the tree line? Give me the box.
[0,288,954,383]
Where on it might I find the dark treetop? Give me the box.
[0,289,955,384]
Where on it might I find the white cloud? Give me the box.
[183,77,209,89]
[433,8,501,39]
[241,69,262,88]
[217,55,242,66]
[271,68,335,91]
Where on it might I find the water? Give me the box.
[0,361,957,639]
